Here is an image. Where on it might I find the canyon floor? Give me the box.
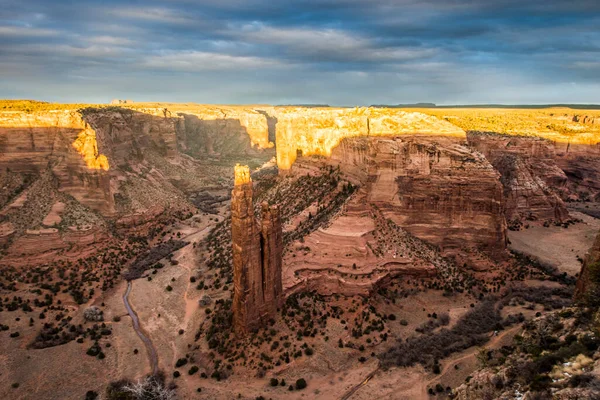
[2,199,592,400]
[508,210,600,276]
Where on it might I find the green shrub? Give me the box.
[295,378,307,390]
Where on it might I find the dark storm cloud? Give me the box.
[0,0,599,104]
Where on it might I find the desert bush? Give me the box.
[295,378,307,390]
[123,240,187,281]
[380,301,501,369]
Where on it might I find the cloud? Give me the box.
[0,25,58,37]
[234,24,439,64]
[109,7,195,25]
[1,0,599,104]
[85,35,136,46]
[141,51,283,71]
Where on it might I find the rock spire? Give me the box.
[231,164,283,335]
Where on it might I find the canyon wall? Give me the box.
[467,132,570,224]
[552,140,600,202]
[174,107,271,158]
[0,111,114,215]
[0,106,272,217]
[327,136,507,258]
[468,130,600,217]
[272,107,465,170]
[0,106,272,262]
[575,230,600,305]
[270,108,507,262]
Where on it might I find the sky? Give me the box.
[1,0,599,105]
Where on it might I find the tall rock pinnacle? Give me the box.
[231,164,283,335]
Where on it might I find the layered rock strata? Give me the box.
[0,111,114,214]
[273,107,465,171]
[0,106,273,217]
[325,136,507,259]
[231,165,283,335]
[467,131,570,224]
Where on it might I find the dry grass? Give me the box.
[411,107,600,144]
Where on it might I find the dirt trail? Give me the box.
[176,224,214,330]
[340,365,380,400]
[123,281,159,375]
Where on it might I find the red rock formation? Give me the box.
[231,165,282,335]
[467,132,570,224]
[574,230,600,304]
[325,136,507,260]
[0,111,114,215]
[260,202,283,314]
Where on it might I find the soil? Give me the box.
[508,210,600,276]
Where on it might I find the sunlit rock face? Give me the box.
[467,132,570,224]
[72,127,110,170]
[0,110,114,214]
[324,135,507,260]
[272,107,466,170]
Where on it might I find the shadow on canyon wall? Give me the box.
[256,109,278,144]
[176,112,266,161]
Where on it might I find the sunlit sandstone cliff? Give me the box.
[0,111,114,214]
[0,105,273,262]
[271,107,466,170]
[71,128,110,170]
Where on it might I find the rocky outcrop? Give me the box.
[231,165,283,335]
[571,114,600,126]
[0,111,114,215]
[325,136,507,259]
[1,225,109,266]
[468,131,570,224]
[553,141,600,202]
[574,230,600,305]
